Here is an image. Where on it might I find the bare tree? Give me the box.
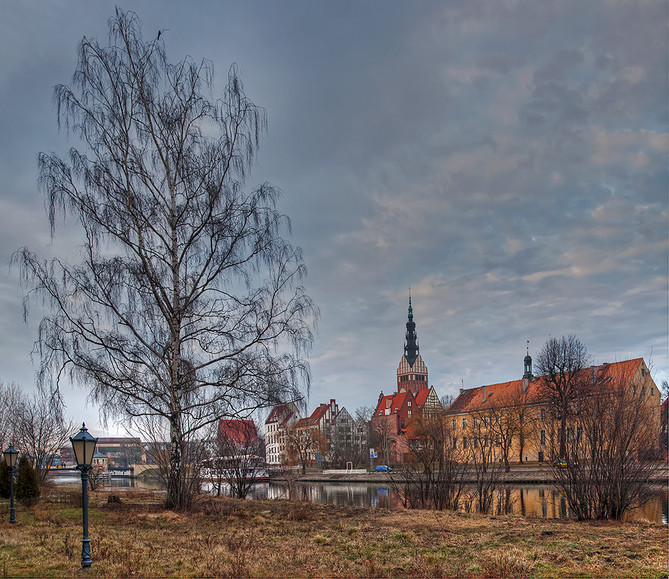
[136,414,206,506]
[284,423,328,474]
[483,386,538,469]
[15,9,315,509]
[0,382,23,452]
[440,394,454,409]
[209,419,264,499]
[12,390,75,489]
[395,414,466,511]
[536,335,590,459]
[548,366,661,520]
[467,415,505,514]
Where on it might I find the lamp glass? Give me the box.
[3,445,18,468]
[70,424,98,467]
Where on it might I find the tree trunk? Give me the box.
[559,401,568,459]
[166,416,184,509]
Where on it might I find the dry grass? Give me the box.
[0,490,666,577]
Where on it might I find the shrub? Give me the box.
[0,461,10,499]
[15,456,40,505]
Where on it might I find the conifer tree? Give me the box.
[0,461,10,499]
[15,456,39,505]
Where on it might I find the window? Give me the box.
[452,418,456,430]
[473,434,478,447]
[540,430,546,445]
[484,434,488,447]
[577,427,582,442]
[483,416,489,428]
[462,418,467,429]
[462,436,468,449]
[408,410,412,418]
[473,417,478,429]
[507,434,512,446]
[540,408,546,422]
[408,401,412,407]
[452,437,457,449]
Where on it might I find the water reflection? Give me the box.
[52,474,667,523]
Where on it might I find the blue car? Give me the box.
[375,465,392,472]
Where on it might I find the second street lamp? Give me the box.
[70,423,98,569]
[3,445,18,523]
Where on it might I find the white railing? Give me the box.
[322,468,368,474]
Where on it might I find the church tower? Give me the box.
[397,295,428,395]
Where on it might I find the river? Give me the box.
[51,473,668,523]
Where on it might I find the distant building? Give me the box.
[92,452,108,472]
[370,296,442,464]
[95,437,145,467]
[264,402,301,467]
[446,356,660,464]
[218,419,260,448]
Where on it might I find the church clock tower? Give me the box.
[397,295,428,395]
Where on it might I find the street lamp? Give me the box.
[3,445,18,523]
[70,423,97,569]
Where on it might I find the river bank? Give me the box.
[279,462,669,484]
[0,490,666,577]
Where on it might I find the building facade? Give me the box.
[264,402,301,468]
[445,356,660,465]
[370,296,442,464]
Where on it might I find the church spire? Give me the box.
[523,340,533,379]
[404,292,419,367]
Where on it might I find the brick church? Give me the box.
[371,295,441,464]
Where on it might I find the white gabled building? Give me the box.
[264,402,301,468]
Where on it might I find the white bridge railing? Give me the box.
[321,468,368,475]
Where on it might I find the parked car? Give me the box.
[375,464,392,472]
[554,458,578,468]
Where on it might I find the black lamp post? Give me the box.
[70,423,97,569]
[3,445,18,523]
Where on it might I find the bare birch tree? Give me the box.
[15,9,315,509]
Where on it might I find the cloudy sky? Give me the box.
[0,1,666,436]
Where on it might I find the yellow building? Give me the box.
[445,356,660,465]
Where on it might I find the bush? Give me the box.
[0,461,10,499]
[15,456,40,505]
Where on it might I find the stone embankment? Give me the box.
[275,462,669,484]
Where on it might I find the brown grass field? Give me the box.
[0,490,666,578]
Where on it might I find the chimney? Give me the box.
[522,377,529,393]
[590,366,598,384]
[482,385,486,402]
[459,388,464,396]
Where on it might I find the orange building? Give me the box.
[446,355,660,465]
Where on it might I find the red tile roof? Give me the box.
[447,359,645,414]
[218,420,259,445]
[374,391,412,417]
[309,404,329,422]
[414,388,431,407]
[265,404,299,426]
